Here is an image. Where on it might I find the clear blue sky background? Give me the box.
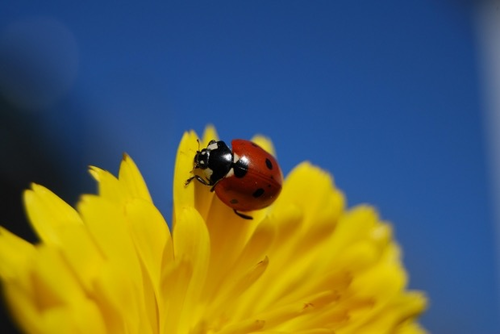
[0,1,497,333]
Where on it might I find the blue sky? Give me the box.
[0,1,497,332]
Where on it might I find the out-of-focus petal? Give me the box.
[24,184,83,245]
[119,153,153,202]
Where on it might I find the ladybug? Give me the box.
[185,139,283,219]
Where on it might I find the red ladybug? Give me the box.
[185,139,283,219]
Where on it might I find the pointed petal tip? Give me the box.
[27,183,48,194]
[118,153,152,202]
[28,182,39,189]
[122,152,130,162]
[202,125,219,146]
[23,187,34,203]
[88,166,103,181]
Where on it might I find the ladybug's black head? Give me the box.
[193,148,210,170]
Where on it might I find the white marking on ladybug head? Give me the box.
[207,141,218,150]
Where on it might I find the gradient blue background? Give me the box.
[0,1,497,333]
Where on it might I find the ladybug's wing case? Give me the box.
[214,139,283,212]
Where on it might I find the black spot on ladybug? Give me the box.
[265,158,273,170]
[252,188,265,198]
[230,198,239,204]
[234,167,247,178]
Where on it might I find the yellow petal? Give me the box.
[126,198,171,284]
[273,162,344,223]
[3,280,45,333]
[203,205,271,316]
[24,184,83,245]
[171,206,210,333]
[10,245,104,332]
[228,217,276,282]
[92,263,147,334]
[161,257,193,333]
[54,225,104,293]
[250,134,276,157]
[395,314,429,334]
[346,291,427,333]
[293,330,337,334]
[201,216,275,319]
[218,318,266,334]
[173,131,198,226]
[250,293,328,330]
[0,227,35,281]
[89,166,127,204]
[208,256,269,319]
[118,153,153,202]
[394,292,428,324]
[77,195,142,276]
[31,246,84,308]
[229,208,303,316]
[202,124,219,146]
[125,198,172,328]
[325,206,382,263]
[43,299,107,334]
[350,261,407,301]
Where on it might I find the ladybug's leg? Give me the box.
[185,175,212,187]
[233,209,253,220]
[185,176,195,186]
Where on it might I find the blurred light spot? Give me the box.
[475,0,500,321]
[0,17,78,111]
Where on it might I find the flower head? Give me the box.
[0,126,427,333]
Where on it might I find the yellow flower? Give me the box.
[0,126,427,333]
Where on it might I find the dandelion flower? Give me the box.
[0,126,427,333]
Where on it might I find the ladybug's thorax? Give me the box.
[193,140,233,184]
